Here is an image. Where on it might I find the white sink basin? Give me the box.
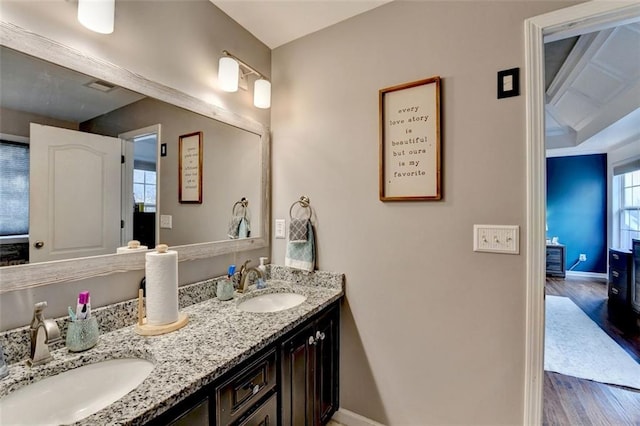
[238,292,306,313]
[0,358,154,425]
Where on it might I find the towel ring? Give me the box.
[232,197,248,216]
[289,195,312,220]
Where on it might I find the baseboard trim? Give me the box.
[565,271,608,281]
[332,408,386,426]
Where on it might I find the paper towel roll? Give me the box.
[116,240,148,254]
[145,246,179,326]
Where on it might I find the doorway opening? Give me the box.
[524,3,640,424]
[120,124,161,249]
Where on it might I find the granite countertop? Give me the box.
[0,270,344,425]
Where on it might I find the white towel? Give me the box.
[239,217,251,238]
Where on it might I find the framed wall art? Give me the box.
[379,76,441,201]
[179,131,203,203]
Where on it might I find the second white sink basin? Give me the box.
[0,358,154,425]
[238,292,306,313]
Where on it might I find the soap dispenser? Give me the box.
[258,257,268,275]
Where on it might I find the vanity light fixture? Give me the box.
[218,50,271,109]
[77,0,115,34]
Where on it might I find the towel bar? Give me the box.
[289,196,312,220]
[232,197,248,217]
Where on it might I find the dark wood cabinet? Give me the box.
[167,395,210,426]
[546,244,566,277]
[608,248,632,307]
[281,304,339,426]
[632,239,640,315]
[133,211,156,248]
[148,300,341,426]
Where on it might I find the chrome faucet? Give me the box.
[28,302,61,366]
[237,260,264,293]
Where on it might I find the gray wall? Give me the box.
[0,0,270,330]
[270,1,578,424]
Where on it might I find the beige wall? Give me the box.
[0,1,270,330]
[271,1,577,424]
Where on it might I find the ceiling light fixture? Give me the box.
[218,50,271,109]
[78,0,115,34]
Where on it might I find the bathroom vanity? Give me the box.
[153,302,339,425]
[0,267,344,425]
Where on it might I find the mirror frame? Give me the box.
[0,21,271,293]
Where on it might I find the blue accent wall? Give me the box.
[546,154,607,273]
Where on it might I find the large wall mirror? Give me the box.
[0,22,270,293]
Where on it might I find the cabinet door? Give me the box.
[281,323,315,425]
[314,306,339,425]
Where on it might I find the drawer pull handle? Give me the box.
[243,382,260,395]
[315,331,326,341]
[613,253,619,260]
[308,336,316,345]
[612,271,619,278]
[611,288,619,295]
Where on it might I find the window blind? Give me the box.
[0,141,29,236]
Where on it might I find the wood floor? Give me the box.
[544,276,640,425]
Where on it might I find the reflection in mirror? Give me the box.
[0,45,263,268]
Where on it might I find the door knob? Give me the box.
[33,241,44,249]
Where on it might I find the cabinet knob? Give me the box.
[315,331,326,341]
[308,336,316,345]
[33,241,44,249]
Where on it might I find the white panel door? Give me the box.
[29,123,121,263]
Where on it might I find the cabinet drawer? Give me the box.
[237,394,277,426]
[609,268,627,285]
[609,250,631,270]
[216,349,276,425]
[547,251,562,263]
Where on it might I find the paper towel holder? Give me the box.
[134,244,189,336]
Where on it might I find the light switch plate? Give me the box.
[497,68,520,99]
[160,215,172,229]
[473,224,519,254]
[275,219,286,239]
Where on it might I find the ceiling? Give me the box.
[2,3,637,157]
[544,22,640,155]
[211,0,393,49]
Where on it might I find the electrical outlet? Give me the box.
[579,253,587,261]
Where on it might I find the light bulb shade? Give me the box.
[254,79,271,109]
[78,0,115,34]
[218,57,239,92]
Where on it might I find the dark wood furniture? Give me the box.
[149,300,340,426]
[546,244,566,278]
[133,211,155,248]
[281,303,339,425]
[632,239,640,315]
[608,248,633,309]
